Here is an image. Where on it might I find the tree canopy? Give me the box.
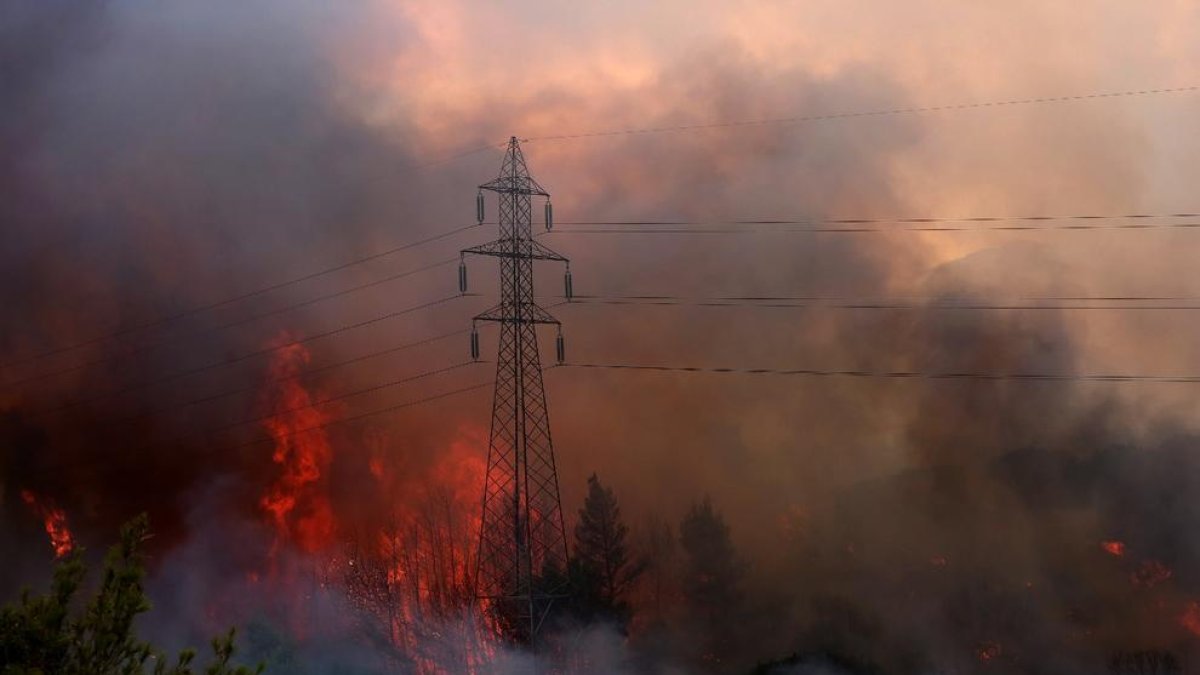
[0,515,262,675]
[569,473,643,631]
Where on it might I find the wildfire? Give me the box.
[1100,540,1126,557]
[249,344,495,670]
[259,338,336,553]
[1182,601,1200,637]
[349,427,493,672]
[1131,560,1173,589]
[20,489,74,558]
[977,641,1002,662]
[368,454,386,480]
[777,504,810,543]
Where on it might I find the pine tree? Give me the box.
[679,497,742,665]
[641,515,677,622]
[0,515,262,675]
[570,473,643,630]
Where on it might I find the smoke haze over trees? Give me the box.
[568,473,643,632]
[5,0,1200,672]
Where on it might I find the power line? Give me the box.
[560,362,1200,384]
[30,367,498,476]
[224,379,496,454]
[553,212,1200,226]
[133,360,486,455]
[567,292,1200,302]
[563,294,1200,311]
[8,209,1192,379]
[34,300,569,422]
[17,293,474,410]
[11,139,504,265]
[403,142,505,172]
[521,85,1200,142]
[559,362,1200,384]
[548,220,1200,235]
[0,223,484,372]
[39,327,471,422]
[7,258,464,390]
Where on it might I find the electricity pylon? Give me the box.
[461,137,571,645]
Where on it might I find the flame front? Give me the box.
[343,428,494,672]
[20,489,74,558]
[260,338,336,554]
[244,338,504,669]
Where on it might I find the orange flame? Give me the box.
[259,339,336,553]
[20,489,74,558]
[351,428,492,671]
[1100,540,1126,557]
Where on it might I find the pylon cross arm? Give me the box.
[473,303,561,326]
[462,238,568,263]
[478,175,549,196]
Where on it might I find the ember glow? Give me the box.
[1100,539,1126,557]
[19,489,74,558]
[976,641,1002,662]
[1182,601,1200,637]
[1131,560,1174,590]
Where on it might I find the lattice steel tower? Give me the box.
[460,137,571,645]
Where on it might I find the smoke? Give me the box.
[0,0,481,552]
[4,1,1200,673]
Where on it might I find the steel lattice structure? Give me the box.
[462,137,570,644]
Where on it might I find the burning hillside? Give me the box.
[6,1,1200,674]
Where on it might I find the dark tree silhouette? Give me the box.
[569,473,644,631]
[1108,651,1181,675]
[679,496,743,666]
[640,514,678,623]
[0,515,261,675]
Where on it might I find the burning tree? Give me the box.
[18,489,74,559]
[340,475,484,671]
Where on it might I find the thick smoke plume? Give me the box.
[4,1,1200,673]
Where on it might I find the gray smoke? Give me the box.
[4,2,1200,674]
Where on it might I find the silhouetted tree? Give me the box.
[679,497,743,666]
[569,473,644,631]
[0,515,261,675]
[640,514,678,623]
[1108,650,1181,674]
